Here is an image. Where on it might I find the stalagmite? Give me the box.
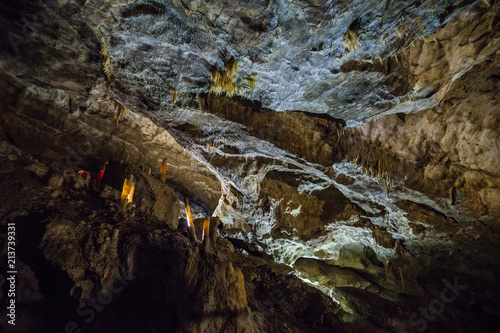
[202,217,210,242]
[184,197,198,242]
[127,181,135,210]
[120,175,135,210]
[95,162,107,191]
[160,158,167,182]
[202,217,212,252]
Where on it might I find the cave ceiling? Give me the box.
[1,0,500,332]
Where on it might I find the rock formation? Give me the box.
[0,0,499,332]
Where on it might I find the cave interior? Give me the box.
[0,0,500,332]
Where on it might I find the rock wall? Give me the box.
[1,0,499,332]
[0,76,221,214]
[0,141,346,332]
[341,2,500,222]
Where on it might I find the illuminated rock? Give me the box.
[160,158,167,183]
[120,175,135,209]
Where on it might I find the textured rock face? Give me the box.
[0,144,345,332]
[340,3,500,221]
[259,169,358,241]
[0,76,221,214]
[1,0,500,332]
[96,0,463,117]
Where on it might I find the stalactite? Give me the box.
[343,29,360,54]
[210,57,238,96]
[416,18,424,32]
[107,98,130,125]
[170,89,178,104]
[244,74,258,94]
[91,25,113,84]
